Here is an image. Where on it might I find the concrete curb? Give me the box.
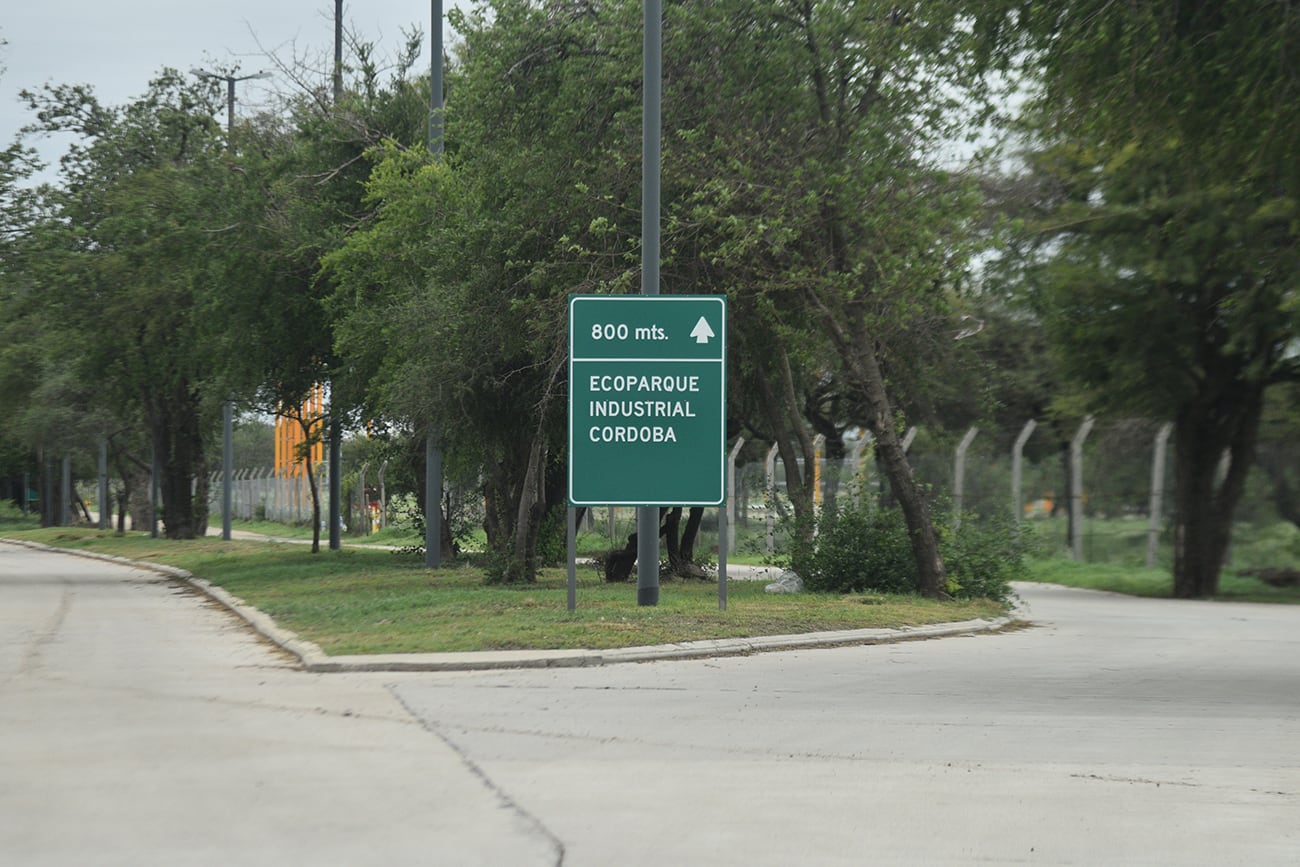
[3,537,1021,672]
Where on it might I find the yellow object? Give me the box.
[274,385,324,477]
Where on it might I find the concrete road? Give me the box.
[390,583,1300,866]
[0,541,559,866]
[5,540,1300,866]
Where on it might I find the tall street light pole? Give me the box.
[637,0,663,605]
[192,68,271,150]
[329,1,344,551]
[191,67,270,542]
[425,0,445,570]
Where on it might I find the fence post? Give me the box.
[1070,416,1095,561]
[1012,419,1037,526]
[850,429,873,508]
[901,426,918,453]
[1217,447,1233,565]
[61,454,71,527]
[222,400,233,541]
[1146,422,1173,568]
[149,444,159,538]
[268,469,278,523]
[98,438,109,530]
[727,437,745,553]
[359,461,369,535]
[254,468,267,521]
[766,442,779,556]
[953,426,979,530]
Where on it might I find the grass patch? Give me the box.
[226,519,317,539]
[1026,557,1300,604]
[4,527,1006,655]
[0,502,40,529]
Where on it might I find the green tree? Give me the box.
[651,0,994,595]
[327,0,651,582]
[987,1,1300,596]
[202,35,430,553]
[13,72,230,538]
[327,0,999,592]
[1253,383,1300,535]
[0,38,49,499]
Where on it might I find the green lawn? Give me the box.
[1025,557,1300,604]
[4,528,1007,655]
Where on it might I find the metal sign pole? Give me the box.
[567,507,577,613]
[718,486,728,612]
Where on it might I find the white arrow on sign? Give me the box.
[689,316,715,344]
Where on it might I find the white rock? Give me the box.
[764,569,804,594]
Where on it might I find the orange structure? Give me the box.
[274,385,325,477]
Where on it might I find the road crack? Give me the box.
[388,684,568,866]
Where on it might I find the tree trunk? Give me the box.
[281,412,324,553]
[107,437,146,534]
[504,432,546,583]
[304,443,321,554]
[813,301,947,598]
[480,437,531,571]
[127,472,150,532]
[1171,380,1263,598]
[193,454,210,537]
[868,393,947,599]
[660,506,707,578]
[158,432,198,539]
[663,507,683,570]
[680,507,704,562]
[749,342,818,562]
[146,381,206,540]
[116,485,128,533]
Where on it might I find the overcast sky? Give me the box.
[1,1,453,177]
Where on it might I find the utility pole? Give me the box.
[425,0,445,569]
[329,1,344,551]
[191,66,269,542]
[333,0,344,104]
[637,0,664,605]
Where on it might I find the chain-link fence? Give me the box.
[205,468,331,525]
[722,418,1300,571]
[194,416,1299,570]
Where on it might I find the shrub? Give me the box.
[940,512,1026,602]
[535,505,568,567]
[796,500,1022,602]
[0,500,39,528]
[800,501,918,595]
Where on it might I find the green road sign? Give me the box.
[568,295,727,506]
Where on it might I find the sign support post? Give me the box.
[568,295,727,607]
